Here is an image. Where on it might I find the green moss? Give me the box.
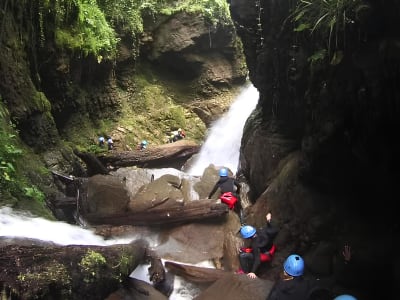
[112,252,134,282]
[17,262,72,298]
[79,250,107,283]
[45,0,118,60]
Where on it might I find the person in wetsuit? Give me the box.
[238,213,279,278]
[267,254,314,300]
[208,168,241,210]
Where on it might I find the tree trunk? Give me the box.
[0,239,161,300]
[164,261,229,283]
[97,140,200,170]
[82,200,229,226]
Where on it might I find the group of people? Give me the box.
[97,127,186,152]
[98,136,113,150]
[208,166,359,300]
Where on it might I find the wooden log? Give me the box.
[82,200,229,226]
[73,149,109,176]
[97,140,200,170]
[164,261,228,283]
[0,239,151,300]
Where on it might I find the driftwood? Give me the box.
[73,149,109,176]
[0,239,167,300]
[165,261,229,283]
[97,140,200,170]
[83,200,229,226]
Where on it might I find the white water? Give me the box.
[187,82,259,176]
[0,83,259,299]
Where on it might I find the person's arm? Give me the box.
[264,212,279,238]
[234,180,241,194]
[342,244,351,265]
[208,183,219,199]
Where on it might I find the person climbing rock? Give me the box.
[208,167,240,210]
[237,213,278,278]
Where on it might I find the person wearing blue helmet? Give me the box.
[237,212,279,279]
[139,140,148,150]
[208,167,241,210]
[267,254,315,300]
[333,295,357,300]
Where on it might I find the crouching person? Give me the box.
[238,221,278,278]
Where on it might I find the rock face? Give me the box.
[0,4,246,152]
[230,0,399,298]
[144,11,247,88]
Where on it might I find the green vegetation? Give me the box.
[17,262,71,296]
[79,250,107,283]
[55,57,209,154]
[290,0,361,64]
[38,0,231,60]
[112,252,134,282]
[0,101,50,214]
[41,0,118,61]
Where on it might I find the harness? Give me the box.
[240,244,277,262]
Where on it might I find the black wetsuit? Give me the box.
[208,176,240,199]
[239,221,279,274]
[267,276,315,300]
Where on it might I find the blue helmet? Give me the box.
[334,295,357,300]
[141,140,147,145]
[283,254,304,277]
[219,168,228,177]
[240,225,256,239]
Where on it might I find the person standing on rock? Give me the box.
[98,136,105,147]
[237,212,278,278]
[208,167,240,210]
[107,136,113,150]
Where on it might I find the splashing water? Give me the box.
[187,82,259,176]
[0,82,259,299]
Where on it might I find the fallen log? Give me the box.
[164,261,228,283]
[0,239,152,300]
[73,149,109,176]
[82,200,229,226]
[96,140,200,170]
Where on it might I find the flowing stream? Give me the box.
[0,83,259,299]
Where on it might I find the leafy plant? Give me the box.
[42,0,118,61]
[290,0,360,62]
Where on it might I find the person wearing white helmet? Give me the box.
[106,136,113,150]
[168,128,186,143]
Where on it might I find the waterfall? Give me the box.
[0,82,259,299]
[187,82,259,176]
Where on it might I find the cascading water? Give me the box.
[0,82,259,299]
[187,82,259,176]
